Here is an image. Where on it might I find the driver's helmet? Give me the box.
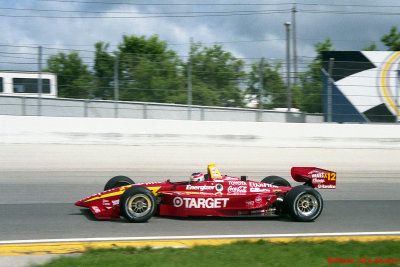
[190,172,205,183]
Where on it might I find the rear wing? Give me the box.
[291,167,336,189]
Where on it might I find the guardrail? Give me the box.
[0,95,323,123]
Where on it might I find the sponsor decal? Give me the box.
[227,186,247,193]
[245,200,254,207]
[173,197,184,207]
[255,196,263,203]
[311,173,324,178]
[312,178,325,184]
[216,183,224,192]
[318,184,336,189]
[210,167,221,178]
[102,199,112,207]
[324,172,336,181]
[173,197,229,209]
[249,182,277,188]
[112,200,119,205]
[223,176,239,180]
[310,171,336,181]
[250,188,270,193]
[308,169,321,175]
[228,181,247,186]
[92,206,101,213]
[186,185,215,191]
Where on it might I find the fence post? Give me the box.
[200,107,205,121]
[284,22,291,112]
[21,97,26,116]
[327,58,334,122]
[114,56,119,118]
[84,99,89,117]
[258,57,264,122]
[187,53,192,120]
[37,46,42,116]
[143,103,147,119]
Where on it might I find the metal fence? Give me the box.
[0,95,323,123]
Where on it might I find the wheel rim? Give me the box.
[126,194,152,218]
[295,194,318,217]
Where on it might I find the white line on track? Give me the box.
[1,231,400,244]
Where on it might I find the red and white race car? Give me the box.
[75,164,336,222]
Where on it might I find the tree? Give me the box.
[246,60,286,109]
[93,42,115,99]
[188,42,246,107]
[381,26,400,51]
[46,52,93,99]
[363,42,377,51]
[297,38,334,113]
[117,35,185,103]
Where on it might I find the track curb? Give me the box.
[2,235,400,256]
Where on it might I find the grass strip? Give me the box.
[31,240,400,267]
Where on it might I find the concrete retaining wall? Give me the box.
[1,115,399,149]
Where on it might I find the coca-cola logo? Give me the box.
[227,186,247,193]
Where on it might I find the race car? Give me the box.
[75,164,336,222]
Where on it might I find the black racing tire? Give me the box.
[261,176,291,187]
[104,176,135,191]
[284,185,323,222]
[119,186,157,223]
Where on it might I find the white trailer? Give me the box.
[0,71,57,98]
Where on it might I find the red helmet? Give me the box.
[190,172,204,183]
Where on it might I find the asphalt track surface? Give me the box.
[0,144,400,265]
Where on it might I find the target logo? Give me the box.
[172,196,229,208]
[173,197,183,207]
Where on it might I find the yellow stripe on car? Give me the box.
[84,186,161,203]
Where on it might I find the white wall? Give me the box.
[1,115,400,149]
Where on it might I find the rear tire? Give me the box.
[120,186,157,223]
[284,185,323,222]
[261,176,291,187]
[104,176,135,191]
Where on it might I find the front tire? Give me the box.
[119,186,157,223]
[104,176,135,191]
[261,176,291,187]
[284,185,323,222]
